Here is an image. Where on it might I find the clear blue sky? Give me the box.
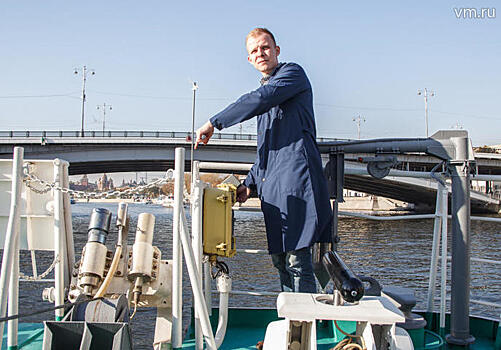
[1,1,499,145]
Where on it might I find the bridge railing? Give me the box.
[0,130,259,139]
[0,130,342,142]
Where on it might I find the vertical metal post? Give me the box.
[180,211,217,349]
[190,82,198,178]
[7,217,20,349]
[326,150,344,251]
[191,161,205,350]
[424,90,429,138]
[80,66,87,137]
[446,137,475,346]
[30,250,38,279]
[332,200,339,251]
[439,182,448,333]
[418,88,434,138]
[204,261,212,315]
[0,147,24,346]
[426,181,444,312]
[172,148,185,349]
[62,162,75,284]
[53,159,65,321]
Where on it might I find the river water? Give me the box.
[14,202,500,349]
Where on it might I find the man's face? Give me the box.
[246,33,280,76]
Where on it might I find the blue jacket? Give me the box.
[210,62,333,254]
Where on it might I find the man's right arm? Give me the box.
[210,63,308,130]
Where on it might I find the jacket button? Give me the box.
[262,178,266,182]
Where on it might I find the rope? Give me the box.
[0,297,103,324]
[331,320,366,350]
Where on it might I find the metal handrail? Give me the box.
[441,256,501,265]
[0,130,343,143]
[435,297,501,309]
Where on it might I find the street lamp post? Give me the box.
[352,114,366,139]
[97,103,112,134]
[418,88,435,138]
[74,66,95,137]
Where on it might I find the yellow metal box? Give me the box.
[202,184,236,258]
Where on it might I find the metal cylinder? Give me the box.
[444,136,475,345]
[129,213,155,279]
[79,242,108,294]
[134,213,155,244]
[322,251,364,303]
[312,242,331,290]
[78,208,112,295]
[116,202,128,227]
[446,164,475,345]
[87,208,112,244]
[172,147,185,348]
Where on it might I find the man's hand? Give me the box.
[236,184,251,203]
[195,120,214,149]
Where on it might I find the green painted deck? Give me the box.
[181,308,500,350]
[181,308,357,349]
[1,309,498,349]
[2,323,44,350]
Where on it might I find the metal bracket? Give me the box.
[324,150,344,201]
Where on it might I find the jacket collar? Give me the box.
[260,62,285,85]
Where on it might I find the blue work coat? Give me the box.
[210,62,333,254]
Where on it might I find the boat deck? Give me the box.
[182,308,357,349]
[181,308,499,350]
[1,323,44,350]
[2,309,498,349]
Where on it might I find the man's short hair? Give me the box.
[246,28,277,46]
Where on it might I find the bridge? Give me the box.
[1,130,500,213]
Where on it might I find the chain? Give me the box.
[19,255,60,281]
[22,165,175,199]
[23,171,52,194]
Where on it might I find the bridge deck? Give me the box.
[1,132,500,213]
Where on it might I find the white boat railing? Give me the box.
[0,147,23,350]
[0,149,76,349]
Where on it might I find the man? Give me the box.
[196,28,332,293]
